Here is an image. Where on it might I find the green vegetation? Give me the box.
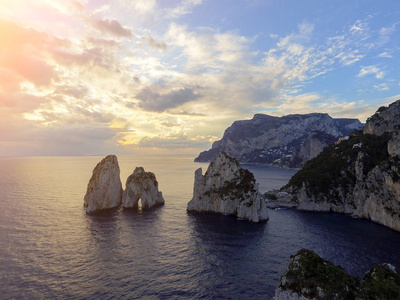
[204,153,257,200]
[282,249,358,299]
[280,249,400,299]
[286,131,393,198]
[216,168,257,198]
[361,264,400,299]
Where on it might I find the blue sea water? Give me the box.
[1,155,400,299]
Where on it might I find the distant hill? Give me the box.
[195,113,363,169]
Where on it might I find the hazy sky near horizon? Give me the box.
[1,0,400,156]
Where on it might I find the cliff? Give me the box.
[284,100,400,232]
[122,167,165,209]
[84,155,123,214]
[195,113,363,168]
[275,249,400,299]
[187,152,268,223]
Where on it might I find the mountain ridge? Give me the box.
[195,112,363,169]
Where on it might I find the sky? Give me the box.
[0,0,400,156]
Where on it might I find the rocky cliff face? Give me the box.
[275,249,400,300]
[187,152,268,223]
[84,155,123,214]
[122,167,165,209]
[363,103,400,135]
[284,100,400,232]
[195,113,363,168]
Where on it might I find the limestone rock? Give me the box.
[292,133,329,163]
[388,132,400,157]
[275,249,400,300]
[363,100,400,136]
[187,152,268,222]
[84,155,123,214]
[195,113,363,168]
[122,167,165,209]
[284,100,400,232]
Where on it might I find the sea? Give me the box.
[1,155,400,299]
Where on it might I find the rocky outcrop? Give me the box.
[388,132,400,157]
[84,155,123,214]
[195,113,363,168]
[284,100,400,232]
[122,167,165,209]
[275,249,400,300]
[363,103,400,136]
[187,152,268,223]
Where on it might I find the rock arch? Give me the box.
[122,167,165,209]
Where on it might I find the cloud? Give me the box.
[0,105,119,156]
[165,23,251,71]
[0,17,142,155]
[378,23,398,45]
[377,52,392,58]
[0,19,66,87]
[277,22,314,48]
[139,133,217,149]
[137,86,202,112]
[40,0,85,16]
[317,100,371,121]
[350,19,369,34]
[335,50,364,66]
[274,93,321,115]
[165,0,203,19]
[87,17,133,38]
[121,0,156,15]
[169,111,207,117]
[142,36,167,50]
[357,65,384,79]
[373,83,389,91]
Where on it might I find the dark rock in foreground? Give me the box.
[276,249,400,299]
[122,167,165,209]
[187,152,268,223]
[84,155,123,214]
[195,113,363,169]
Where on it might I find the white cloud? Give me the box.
[335,50,364,66]
[350,19,369,35]
[357,65,384,79]
[119,0,156,15]
[373,83,389,91]
[378,52,393,58]
[165,23,251,71]
[274,93,321,115]
[277,22,314,48]
[165,0,203,19]
[378,23,398,45]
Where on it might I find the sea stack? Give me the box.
[122,167,165,209]
[84,155,123,214]
[187,152,268,222]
